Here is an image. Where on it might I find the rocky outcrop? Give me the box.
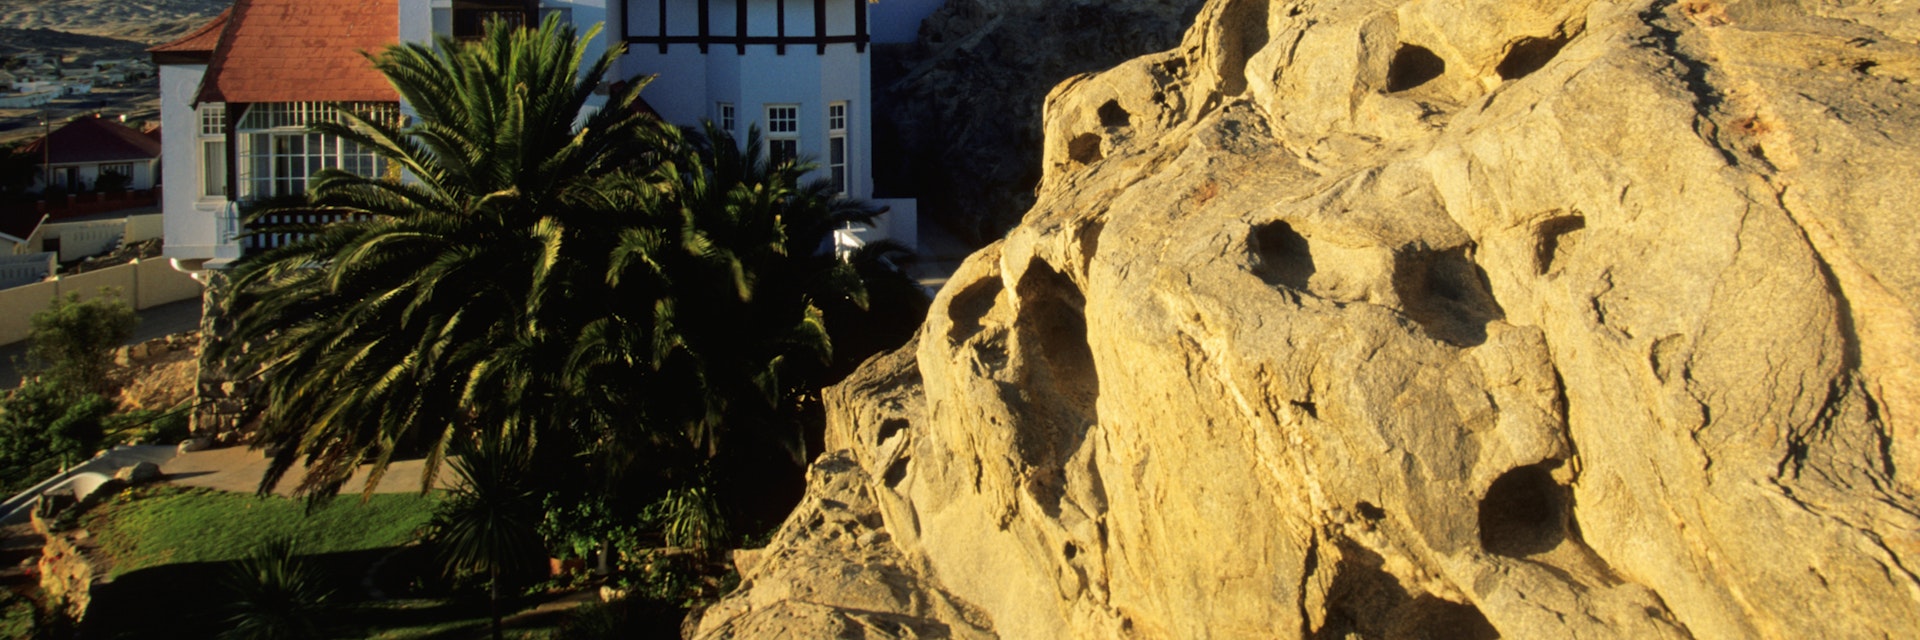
[704,0,1920,637]
[875,0,1207,243]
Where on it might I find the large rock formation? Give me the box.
[875,0,1207,243]
[697,0,1920,637]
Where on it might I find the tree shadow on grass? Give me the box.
[83,546,502,639]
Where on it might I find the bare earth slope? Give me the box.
[0,0,227,41]
[696,0,1920,638]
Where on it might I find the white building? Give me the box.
[154,0,929,270]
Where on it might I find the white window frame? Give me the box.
[765,104,799,166]
[827,102,848,194]
[197,102,226,200]
[717,102,735,136]
[234,102,397,201]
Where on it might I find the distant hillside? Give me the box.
[0,0,227,43]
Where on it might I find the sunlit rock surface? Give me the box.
[696,0,1920,637]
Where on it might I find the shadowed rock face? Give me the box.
[698,0,1920,638]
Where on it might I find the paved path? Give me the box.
[163,446,457,497]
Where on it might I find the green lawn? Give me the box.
[81,485,439,579]
[69,485,593,639]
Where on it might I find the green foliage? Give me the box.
[219,536,336,640]
[429,432,547,640]
[217,14,674,498]
[537,492,627,562]
[106,405,192,446]
[432,434,548,582]
[0,143,39,199]
[641,485,727,563]
[0,380,112,491]
[25,290,136,395]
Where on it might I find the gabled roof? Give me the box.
[149,7,231,62]
[18,117,164,165]
[196,0,399,105]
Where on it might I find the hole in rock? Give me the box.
[1064,541,1079,560]
[1292,400,1319,420]
[1386,44,1446,92]
[1213,0,1272,96]
[1478,464,1569,557]
[884,455,911,488]
[1098,100,1132,128]
[1250,221,1315,291]
[1068,133,1104,164]
[1356,502,1386,521]
[1391,246,1503,347]
[946,276,1003,344]
[1534,215,1587,275]
[1496,35,1571,80]
[1011,260,1100,517]
[877,418,908,447]
[1315,541,1500,640]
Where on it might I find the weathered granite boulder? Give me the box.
[702,0,1920,637]
[114,461,161,484]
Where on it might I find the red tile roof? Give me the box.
[197,0,400,105]
[18,117,164,165]
[149,7,231,55]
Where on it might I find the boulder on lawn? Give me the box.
[114,461,162,484]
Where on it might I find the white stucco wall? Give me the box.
[871,0,944,44]
[158,62,230,262]
[622,0,912,244]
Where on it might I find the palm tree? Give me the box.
[219,536,334,640]
[577,123,883,512]
[217,15,675,497]
[434,431,546,640]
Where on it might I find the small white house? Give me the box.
[18,116,163,194]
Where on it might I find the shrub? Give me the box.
[218,536,335,640]
[25,291,136,395]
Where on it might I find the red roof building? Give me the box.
[18,116,164,193]
[192,0,399,105]
[150,0,405,264]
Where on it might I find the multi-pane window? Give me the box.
[235,102,398,200]
[766,104,799,166]
[197,103,226,199]
[450,1,529,38]
[717,102,735,135]
[827,103,847,194]
[766,105,797,133]
[199,103,225,136]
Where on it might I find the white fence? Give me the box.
[0,252,56,289]
[0,258,203,346]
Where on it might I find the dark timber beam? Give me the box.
[855,0,868,52]
[814,0,827,54]
[698,0,711,53]
[736,0,748,54]
[776,0,786,55]
[658,0,669,53]
[225,103,243,201]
